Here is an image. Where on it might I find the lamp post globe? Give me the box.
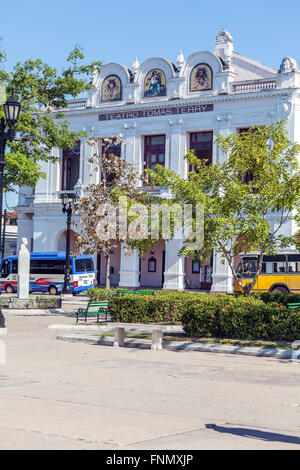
[3,95,21,129]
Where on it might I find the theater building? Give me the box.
[16,29,300,292]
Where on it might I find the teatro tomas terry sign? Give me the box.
[99,103,213,121]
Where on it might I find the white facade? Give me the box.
[16,29,300,292]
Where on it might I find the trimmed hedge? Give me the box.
[182,296,300,341]
[87,288,300,340]
[108,293,202,323]
[252,291,300,306]
[88,288,114,301]
[87,287,199,300]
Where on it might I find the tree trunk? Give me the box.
[105,253,110,290]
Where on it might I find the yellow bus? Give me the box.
[235,253,300,294]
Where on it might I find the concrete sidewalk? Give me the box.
[0,314,299,450]
[49,323,294,359]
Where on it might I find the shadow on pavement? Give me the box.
[205,424,300,445]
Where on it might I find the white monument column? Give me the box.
[17,237,30,300]
[119,244,140,288]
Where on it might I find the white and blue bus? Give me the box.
[0,252,96,295]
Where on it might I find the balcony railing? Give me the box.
[233,79,277,93]
[55,99,87,111]
[66,99,87,109]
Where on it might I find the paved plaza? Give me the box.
[0,313,299,450]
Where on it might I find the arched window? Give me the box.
[190,63,213,92]
[101,75,122,102]
[144,69,166,98]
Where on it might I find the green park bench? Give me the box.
[287,303,300,310]
[135,290,156,295]
[115,289,135,296]
[76,301,109,324]
[115,289,156,296]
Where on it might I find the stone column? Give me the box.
[168,119,185,175]
[123,130,136,166]
[123,127,141,179]
[210,114,234,293]
[119,244,140,288]
[162,121,186,290]
[210,250,233,293]
[17,237,30,300]
[163,238,185,290]
[33,215,48,251]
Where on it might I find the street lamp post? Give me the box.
[61,192,77,295]
[0,94,21,259]
[0,94,20,326]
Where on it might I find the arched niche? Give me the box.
[135,57,176,100]
[144,69,167,98]
[189,63,213,92]
[180,51,223,95]
[99,63,131,102]
[56,229,77,252]
[101,75,122,102]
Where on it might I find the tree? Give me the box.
[148,121,300,295]
[0,43,102,191]
[73,137,148,290]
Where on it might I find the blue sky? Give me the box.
[2,0,300,73]
[1,0,299,208]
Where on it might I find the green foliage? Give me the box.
[147,122,300,295]
[0,42,102,190]
[88,288,299,340]
[35,295,60,308]
[252,291,300,306]
[88,288,115,301]
[182,297,299,341]
[108,294,200,323]
[73,138,151,289]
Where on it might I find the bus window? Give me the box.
[274,262,286,273]
[287,254,300,273]
[261,262,273,273]
[263,255,287,273]
[12,260,18,274]
[30,259,65,275]
[1,260,10,278]
[241,257,257,278]
[74,258,94,273]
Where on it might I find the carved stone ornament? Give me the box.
[216,29,233,44]
[91,67,99,88]
[279,57,298,74]
[277,96,292,117]
[176,51,185,70]
[132,58,139,76]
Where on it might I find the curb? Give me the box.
[3,309,64,316]
[56,333,293,359]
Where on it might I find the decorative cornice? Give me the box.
[57,88,296,119]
